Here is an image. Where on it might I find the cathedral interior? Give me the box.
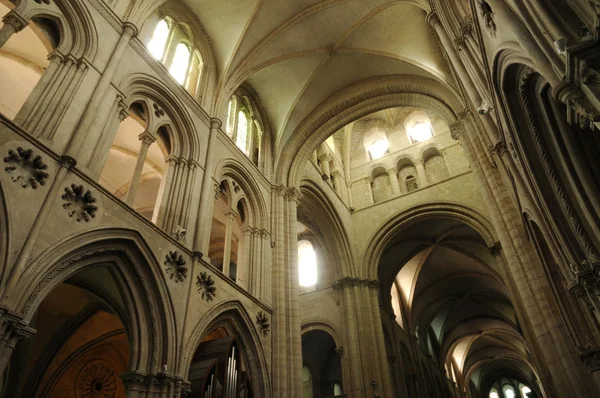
[0,0,599,397]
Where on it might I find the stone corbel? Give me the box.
[554,81,600,130]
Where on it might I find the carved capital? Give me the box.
[285,186,302,204]
[491,141,509,157]
[210,118,222,130]
[2,10,28,32]
[425,12,440,27]
[139,131,156,146]
[59,155,77,170]
[122,22,138,38]
[449,121,465,141]
[553,81,599,130]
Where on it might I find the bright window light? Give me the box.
[489,393,499,398]
[298,240,317,287]
[169,43,191,84]
[521,386,531,396]
[326,136,335,153]
[148,19,170,60]
[368,139,389,160]
[503,386,516,398]
[405,110,433,143]
[236,111,248,153]
[226,99,237,136]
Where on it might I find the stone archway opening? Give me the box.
[301,329,343,398]
[3,270,131,398]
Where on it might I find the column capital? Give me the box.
[122,22,138,38]
[59,155,77,170]
[285,186,302,204]
[138,131,155,146]
[425,12,440,27]
[386,166,397,175]
[449,121,466,141]
[223,209,238,220]
[210,118,222,130]
[318,153,332,162]
[2,10,28,32]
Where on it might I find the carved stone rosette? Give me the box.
[3,147,49,189]
[61,184,98,222]
[76,360,118,398]
[256,311,270,337]
[164,251,188,283]
[196,272,216,301]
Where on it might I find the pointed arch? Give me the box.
[214,158,268,230]
[7,228,177,374]
[119,73,199,160]
[363,202,496,280]
[183,300,272,397]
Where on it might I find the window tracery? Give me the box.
[225,95,264,166]
[146,16,203,94]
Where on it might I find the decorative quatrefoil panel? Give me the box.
[3,147,49,189]
[61,184,98,222]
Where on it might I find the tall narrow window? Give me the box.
[503,385,516,398]
[489,390,499,398]
[298,240,317,287]
[169,43,191,84]
[333,382,342,396]
[236,111,248,153]
[521,386,532,397]
[148,19,170,60]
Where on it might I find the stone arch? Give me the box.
[363,202,496,279]
[16,0,99,59]
[7,228,177,374]
[119,73,199,160]
[183,300,272,397]
[301,320,343,348]
[298,180,354,278]
[276,75,463,187]
[214,158,268,230]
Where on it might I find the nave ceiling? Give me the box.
[180,0,457,151]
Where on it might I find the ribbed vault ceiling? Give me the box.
[379,218,537,394]
[182,0,454,149]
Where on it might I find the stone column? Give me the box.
[222,209,237,279]
[194,119,222,255]
[272,186,303,397]
[65,23,138,159]
[368,280,394,397]
[0,312,35,376]
[0,10,27,48]
[331,170,344,196]
[239,226,254,290]
[319,154,331,181]
[154,155,178,227]
[387,167,401,195]
[415,161,427,187]
[125,132,155,206]
[427,12,500,144]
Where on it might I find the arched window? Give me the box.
[298,240,317,287]
[333,382,342,396]
[489,388,499,398]
[148,18,171,60]
[405,110,433,143]
[169,42,191,84]
[146,16,203,94]
[503,385,516,398]
[363,126,389,161]
[225,95,264,166]
[521,385,532,397]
